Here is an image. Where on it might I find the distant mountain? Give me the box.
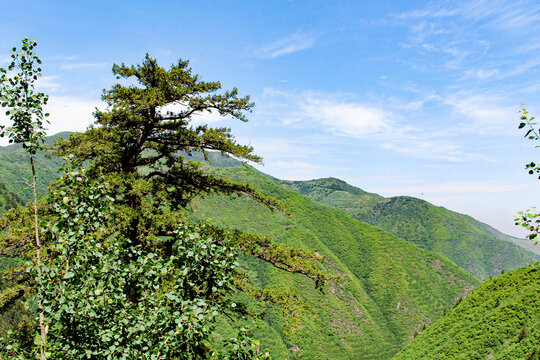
[281,178,539,280]
[0,132,67,203]
[192,166,479,359]
[393,266,540,359]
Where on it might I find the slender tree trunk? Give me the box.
[30,153,47,360]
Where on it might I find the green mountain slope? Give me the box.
[0,137,484,358]
[0,182,24,214]
[467,215,540,257]
[0,132,67,203]
[393,266,540,360]
[191,166,479,359]
[282,178,538,280]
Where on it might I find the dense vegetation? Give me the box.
[0,39,537,359]
[190,164,479,359]
[0,50,325,358]
[0,182,24,214]
[282,178,539,279]
[393,266,540,359]
[0,148,481,359]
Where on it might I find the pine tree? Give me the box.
[1,54,327,358]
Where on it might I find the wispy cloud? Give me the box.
[394,0,540,86]
[44,96,100,134]
[442,92,516,131]
[462,0,540,29]
[392,7,460,20]
[259,160,336,181]
[36,75,61,92]
[60,62,107,70]
[258,89,480,161]
[298,97,392,136]
[255,32,316,58]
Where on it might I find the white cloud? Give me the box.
[255,32,316,58]
[257,89,481,162]
[0,95,99,146]
[258,160,336,181]
[443,92,516,131]
[60,62,107,70]
[246,137,318,160]
[392,7,460,20]
[461,68,499,80]
[298,97,392,137]
[44,96,99,135]
[462,0,540,29]
[36,76,61,92]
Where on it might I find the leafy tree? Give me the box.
[516,106,540,244]
[0,38,50,359]
[54,54,326,283]
[1,54,327,357]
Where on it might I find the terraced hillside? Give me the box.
[282,178,538,280]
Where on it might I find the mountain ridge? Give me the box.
[280,177,539,279]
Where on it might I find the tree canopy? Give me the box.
[0,52,327,358]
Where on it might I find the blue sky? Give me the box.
[1,0,540,237]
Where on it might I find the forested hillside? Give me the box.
[393,266,540,359]
[190,165,479,359]
[0,132,66,203]
[0,182,24,214]
[3,137,536,359]
[282,178,538,280]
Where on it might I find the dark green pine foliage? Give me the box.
[189,164,479,359]
[393,266,540,360]
[282,178,539,280]
[0,55,326,358]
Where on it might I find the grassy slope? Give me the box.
[282,178,539,280]
[393,266,540,360]
[192,166,479,359]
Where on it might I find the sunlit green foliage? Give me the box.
[0,54,327,358]
[0,38,51,359]
[191,164,479,359]
[393,266,540,360]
